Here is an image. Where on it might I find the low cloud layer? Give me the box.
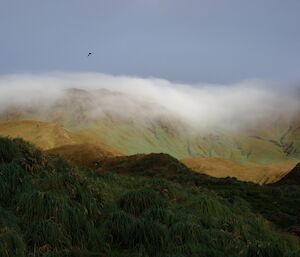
[0,72,299,133]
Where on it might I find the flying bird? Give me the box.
[87,52,92,57]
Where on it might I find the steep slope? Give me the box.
[273,162,300,185]
[182,157,297,184]
[0,120,119,154]
[46,143,117,168]
[0,88,300,173]
[0,120,81,150]
[1,87,300,165]
[95,153,193,177]
[1,137,300,257]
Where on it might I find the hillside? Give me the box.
[0,120,119,153]
[46,144,296,184]
[182,157,297,184]
[95,153,193,177]
[273,162,300,185]
[1,87,300,185]
[1,137,300,257]
[1,88,300,164]
[46,143,117,168]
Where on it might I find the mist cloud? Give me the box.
[0,72,299,133]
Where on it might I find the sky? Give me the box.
[1,0,300,83]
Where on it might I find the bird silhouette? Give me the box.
[87,52,92,57]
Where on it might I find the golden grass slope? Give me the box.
[0,120,119,154]
[0,120,298,185]
[182,157,298,184]
[46,143,117,168]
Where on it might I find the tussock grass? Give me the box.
[130,218,167,254]
[0,227,25,257]
[119,188,167,216]
[143,207,174,226]
[169,222,203,245]
[63,207,102,250]
[104,210,135,247]
[0,163,29,206]
[194,195,232,217]
[246,239,300,257]
[17,190,68,222]
[25,220,70,251]
[0,137,21,164]
[0,207,20,232]
[0,137,300,257]
[105,211,167,255]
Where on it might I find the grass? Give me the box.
[118,188,167,216]
[0,227,25,257]
[0,137,300,257]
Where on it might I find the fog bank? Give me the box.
[0,73,299,132]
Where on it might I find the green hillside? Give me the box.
[1,137,300,257]
[2,88,300,164]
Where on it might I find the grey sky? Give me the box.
[1,0,300,83]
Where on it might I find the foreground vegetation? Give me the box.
[0,137,300,257]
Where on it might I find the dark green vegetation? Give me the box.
[0,137,300,257]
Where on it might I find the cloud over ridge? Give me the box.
[0,72,299,132]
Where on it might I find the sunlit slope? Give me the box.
[0,120,119,154]
[1,88,300,164]
[46,143,118,168]
[75,123,300,164]
[182,157,297,184]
